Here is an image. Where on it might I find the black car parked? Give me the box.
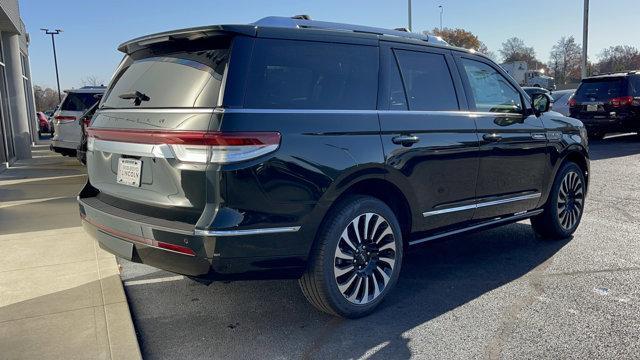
[79,16,589,318]
[569,71,640,139]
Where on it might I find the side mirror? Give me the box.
[531,93,553,115]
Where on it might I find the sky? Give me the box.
[22,0,640,90]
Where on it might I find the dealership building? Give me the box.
[0,0,36,168]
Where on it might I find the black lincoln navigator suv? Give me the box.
[569,71,640,139]
[79,16,590,318]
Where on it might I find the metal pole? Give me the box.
[41,29,63,102]
[50,33,61,102]
[582,0,589,78]
[439,6,443,31]
[408,0,412,32]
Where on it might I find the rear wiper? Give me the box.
[118,91,150,106]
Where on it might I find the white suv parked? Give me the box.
[51,86,105,156]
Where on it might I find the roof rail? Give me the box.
[253,16,446,44]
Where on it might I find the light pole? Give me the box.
[581,0,589,78]
[40,28,63,102]
[439,5,444,31]
[408,0,412,32]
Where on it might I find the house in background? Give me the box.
[0,0,36,168]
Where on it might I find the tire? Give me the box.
[531,162,586,239]
[299,195,403,318]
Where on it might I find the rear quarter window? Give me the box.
[244,39,378,110]
[61,92,101,111]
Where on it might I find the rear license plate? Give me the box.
[586,104,598,112]
[117,158,142,187]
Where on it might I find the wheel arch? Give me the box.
[560,146,590,192]
[314,172,416,250]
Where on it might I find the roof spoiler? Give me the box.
[117,15,449,54]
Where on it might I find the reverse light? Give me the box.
[609,96,634,107]
[86,128,281,164]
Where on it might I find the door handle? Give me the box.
[392,135,420,147]
[482,133,502,142]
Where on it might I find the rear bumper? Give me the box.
[51,139,79,151]
[79,196,308,281]
[573,115,640,133]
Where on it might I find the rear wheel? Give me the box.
[531,162,585,239]
[299,196,403,318]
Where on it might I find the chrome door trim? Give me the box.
[97,108,216,114]
[194,226,301,237]
[218,108,523,118]
[423,192,541,217]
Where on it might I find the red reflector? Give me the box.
[82,216,195,256]
[86,128,281,146]
[157,241,196,256]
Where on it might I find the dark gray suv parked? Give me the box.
[79,16,589,318]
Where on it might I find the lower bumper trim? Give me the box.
[194,226,301,237]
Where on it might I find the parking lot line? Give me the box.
[123,275,185,286]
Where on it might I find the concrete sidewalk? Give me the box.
[0,145,141,360]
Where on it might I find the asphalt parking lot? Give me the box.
[119,134,640,360]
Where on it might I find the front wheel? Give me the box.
[531,162,586,239]
[299,196,403,318]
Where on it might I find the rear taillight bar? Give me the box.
[86,128,281,164]
[55,115,76,123]
[609,96,634,107]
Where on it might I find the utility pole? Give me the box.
[581,0,589,78]
[40,28,63,102]
[408,0,412,32]
[439,5,443,31]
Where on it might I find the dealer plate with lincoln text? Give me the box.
[117,158,142,187]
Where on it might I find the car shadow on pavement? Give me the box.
[589,134,640,161]
[123,222,569,360]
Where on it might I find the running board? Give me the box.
[408,209,543,246]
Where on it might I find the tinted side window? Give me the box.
[394,50,459,111]
[461,58,523,114]
[245,39,378,110]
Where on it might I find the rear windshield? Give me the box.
[575,78,625,101]
[61,92,101,111]
[244,39,378,110]
[102,38,230,108]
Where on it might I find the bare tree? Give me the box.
[499,37,546,70]
[595,45,640,73]
[33,85,62,111]
[548,36,582,84]
[81,75,104,87]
